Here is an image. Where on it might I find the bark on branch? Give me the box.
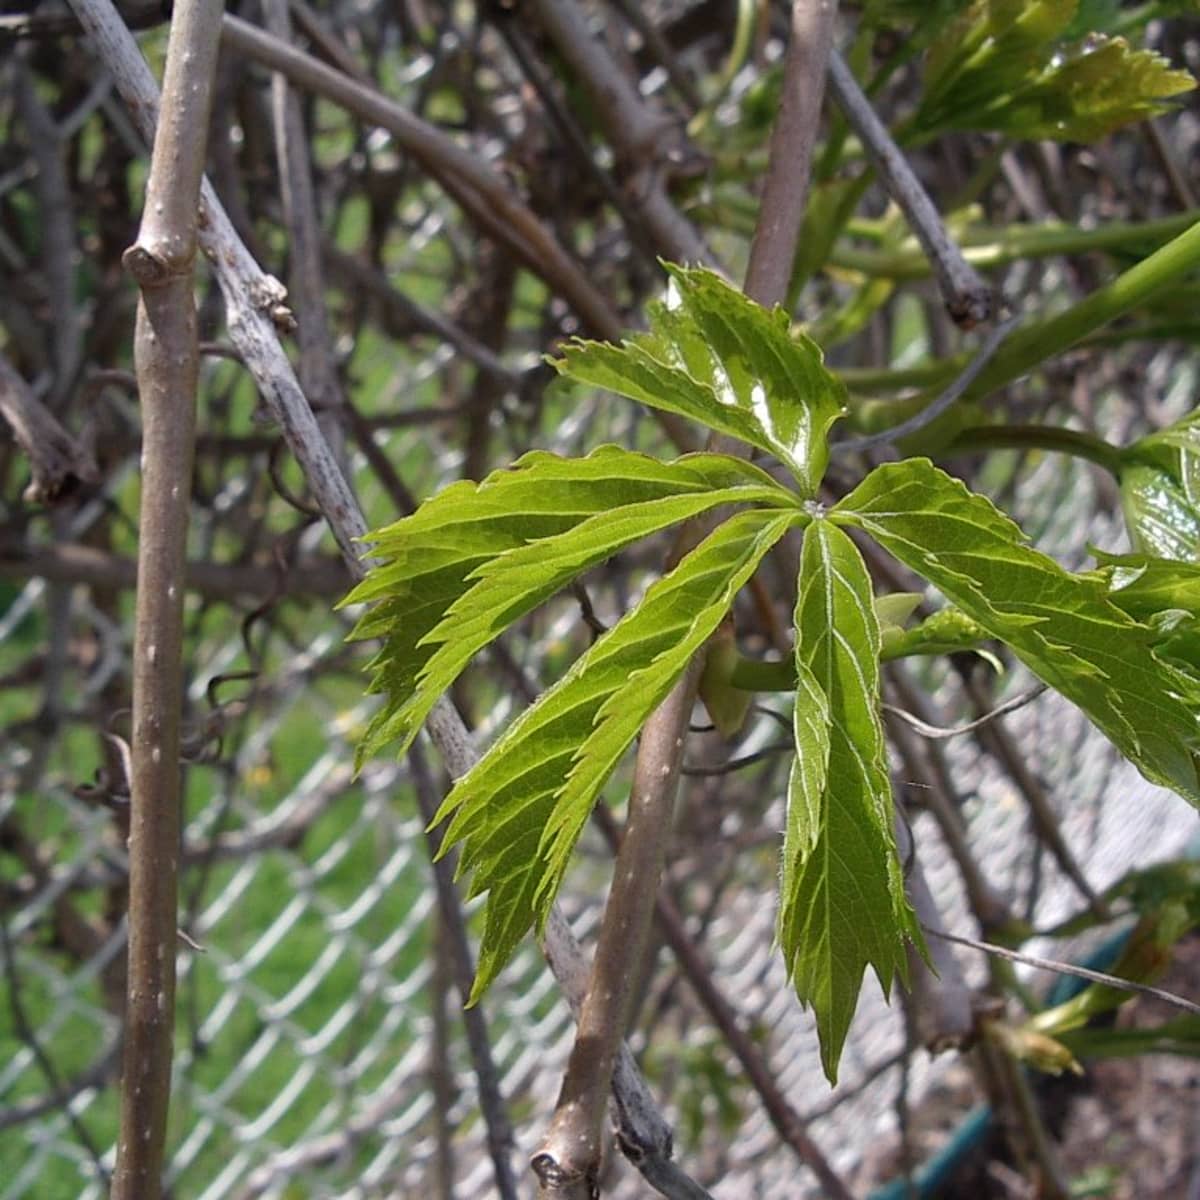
[0,353,96,503]
[106,0,224,1194]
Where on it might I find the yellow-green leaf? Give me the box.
[343,445,794,766]
[834,458,1200,805]
[431,507,801,999]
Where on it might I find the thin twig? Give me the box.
[263,0,348,466]
[885,683,1047,740]
[895,817,976,1052]
[324,247,521,389]
[826,49,993,327]
[926,927,1200,1017]
[0,540,348,601]
[884,675,1014,933]
[960,670,1107,919]
[0,352,97,502]
[429,917,457,1200]
[1142,118,1196,211]
[975,1034,1071,1200]
[14,60,83,411]
[680,741,792,775]
[834,315,1018,455]
[529,0,712,267]
[0,908,110,1184]
[607,0,702,112]
[69,0,368,565]
[220,14,629,343]
[108,0,224,1194]
[495,15,661,268]
[591,805,855,1200]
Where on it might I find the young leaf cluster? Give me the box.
[915,0,1194,142]
[348,265,1200,1081]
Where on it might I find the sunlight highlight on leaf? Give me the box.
[553,265,846,494]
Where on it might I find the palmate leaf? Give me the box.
[833,458,1200,805]
[782,521,920,1082]
[553,265,846,495]
[917,0,1194,142]
[431,507,802,1000]
[342,445,794,766]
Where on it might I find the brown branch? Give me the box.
[744,0,837,308]
[219,14,628,342]
[0,539,348,601]
[607,0,702,113]
[0,1034,122,1134]
[324,247,521,389]
[533,660,705,1199]
[0,352,97,503]
[70,0,699,1183]
[590,805,854,1199]
[70,0,383,565]
[14,60,83,411]
[409,744,519,1200]
[0,0,166,39]
[109,0,224,1194]
[884,671,1015,934]
[494,15,662,268]
[825,50,993,327]
[894,816,976,1053]
[961,671,1108,920]
[0,909,109,1184]
[529,0,713,267]
[935,927,1200,1017]
[974,1029,1072,1198]
[429,917,458,1200]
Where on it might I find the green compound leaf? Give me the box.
[782,521,920,1083]
[833,458,1200,805]
[917,0,1194,142]
[553,264,846,495]
[343,445,795,767]
[431,507,801,1001]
